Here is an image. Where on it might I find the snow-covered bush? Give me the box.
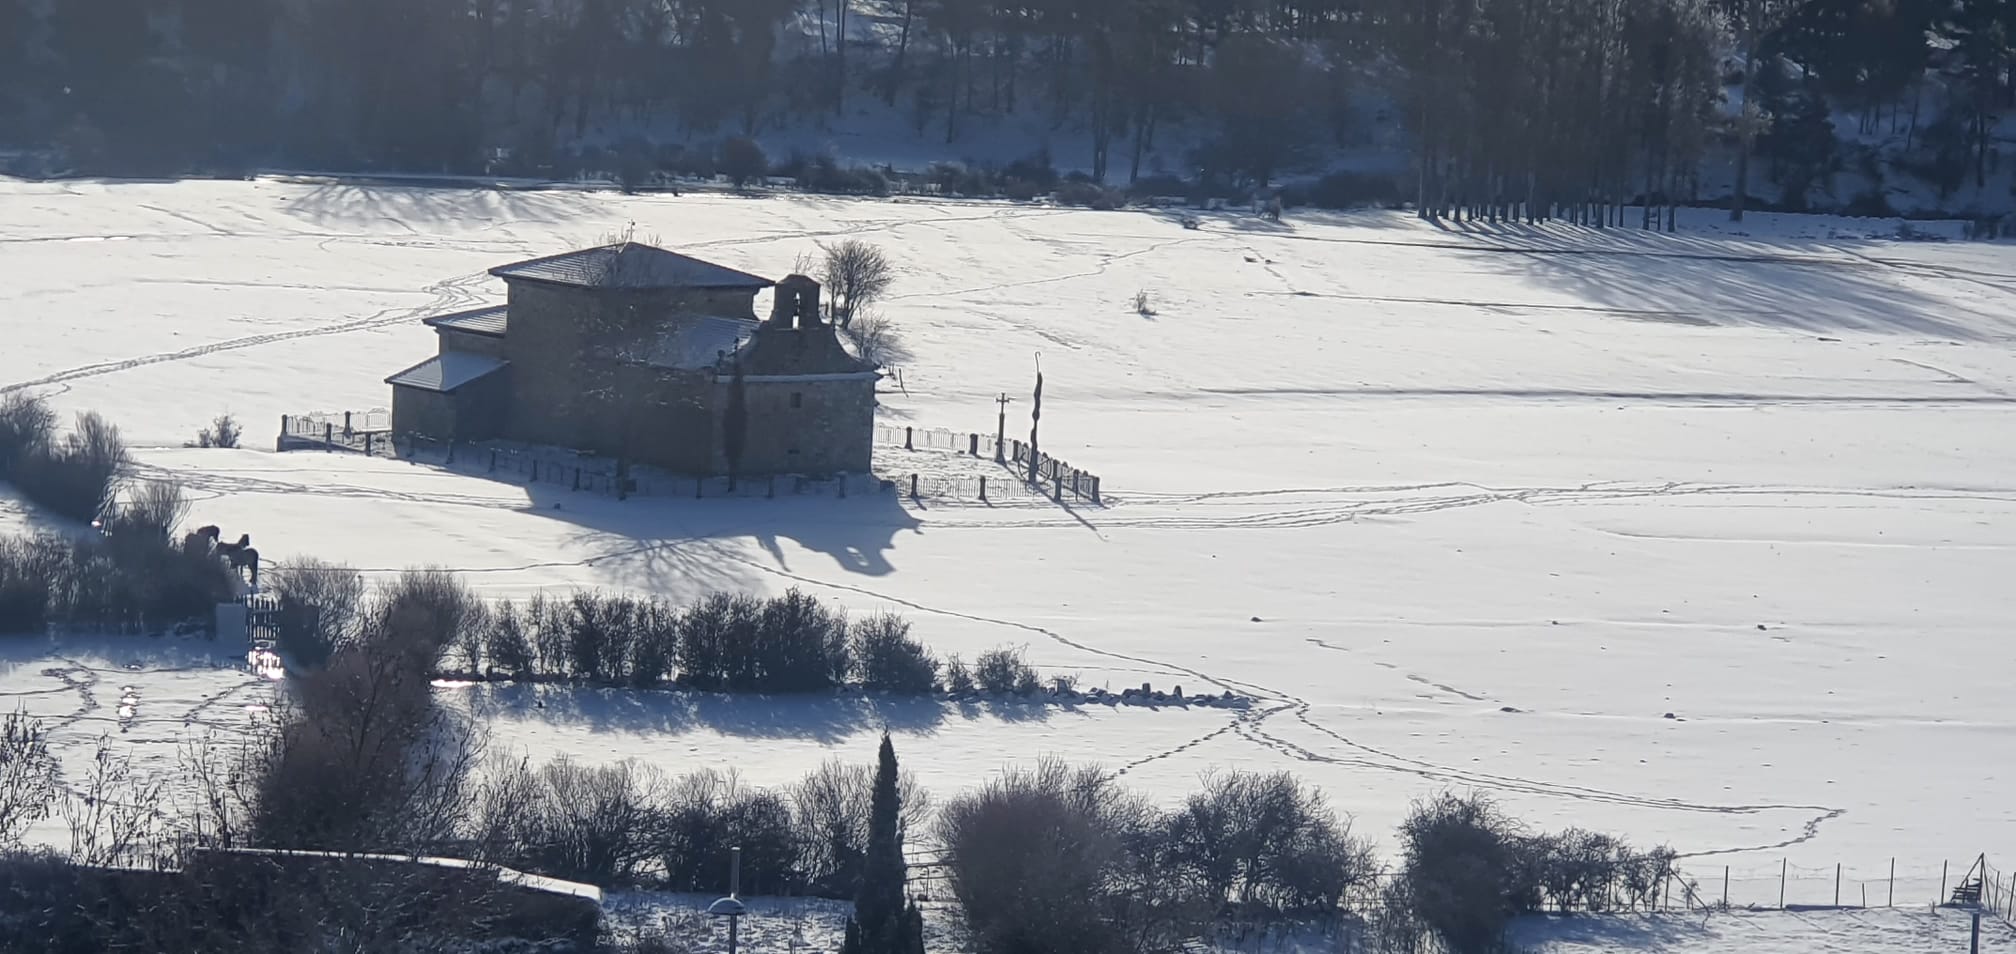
[1165,770,1378,916]
[269,559,367,669]
[0,393,54,476]
[848,612,938,693]
[194,412,242,449]
[973,645,1041,695]
[942,654,976,694]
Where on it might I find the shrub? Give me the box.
[849,613,938,693]
[268,558,366,669]
[1166,770,1378,916]
[194,412,242,449]
[0,393,54,476]
[10,411,126,524]
[974,645,1041,695]
[1396,792,1522,954]
[483,600,535,680]
[369,567,487,670]
[0,536,62,635]
[939,759,1204,954]
[1132,290,1156,317]
[477,757,668,886]
[1003,149,1058,191]
[753,589,848,692]
[104,480,188,540]
[718,137,768,190]
[800,155,891,196]
[0,712,60,847]
[1053,180,1125,210]
[943,654,976,694]
[839,310,912,369]
[658,769,796,895]
[676,592,762,690]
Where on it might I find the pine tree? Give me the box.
[841,733,923,954]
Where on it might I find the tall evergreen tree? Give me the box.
[723,358,748,490]
[842,733,924,954]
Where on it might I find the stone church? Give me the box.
[385,242,878,476]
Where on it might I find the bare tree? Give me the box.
[0,711,59,847]
[838,310,911,369]
[63,738,169,867]
[819,239,894,328]
[1728,0,1800,222]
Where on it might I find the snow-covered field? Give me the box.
[4,178,2015,923]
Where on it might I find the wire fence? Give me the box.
[277,413,1108,505]
[277,409,392,453]
[873,424,1102,504]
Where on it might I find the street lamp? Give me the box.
[708,846,747,954]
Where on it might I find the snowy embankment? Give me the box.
[3,179,2015,933]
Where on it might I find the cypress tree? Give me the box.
[842,733,923,954]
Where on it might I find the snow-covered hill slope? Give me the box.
[3,178,2013,908]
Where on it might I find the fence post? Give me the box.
[324,423,334,446]
[363,433,373,456]
[905,426,914,450]
[979,475,987,502]
[1942,860,1949,902]
[1780,859,1787,910]
[969,433,979,456]
[909,474,919,498]
[1724,866,1730,908]
[1888,858,1894,907]
[1052,472,1063,502]
[1091,475,1101,504]
[1834,863,1841,907]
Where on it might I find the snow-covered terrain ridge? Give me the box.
[3,178,2013,909]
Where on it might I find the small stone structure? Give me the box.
[386,242,879,476]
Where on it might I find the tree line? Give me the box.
[3,0,2011,215]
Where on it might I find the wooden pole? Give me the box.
[1835,863,1841,907]
[1724,866,1730,908]
[1888,858,1894,907]
[1780,859,1787,910]
[1942,860,1949,902]
[979,475,987,501]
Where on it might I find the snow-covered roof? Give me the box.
[385,352,509,393]
[423,305,508,337]
[492,243,773,291]
[644,315,759,370]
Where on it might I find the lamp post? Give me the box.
[708,846,747,954]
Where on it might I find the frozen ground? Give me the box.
[3,178,2015,919]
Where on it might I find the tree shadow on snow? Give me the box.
[518,481,924,594]
[1507,913,1717,951]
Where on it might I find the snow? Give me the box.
[1512,906,2016,954]
[4,177,2016,937]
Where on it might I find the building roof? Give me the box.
[385,352,509,393]
[728,321,878,378]
[490,243,775,291]
[645,315,760,370]
[422,305,508,337]
[187,847,603,904]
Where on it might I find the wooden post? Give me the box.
[343,411,353,436]
[1780,859,1787,910]
[969,433,979,456]
[1052,473,1063,501]
[324,422,334,446]
[1972,911,1981,954]
[1888,858,1894,906]
[979,476,987,501]
[1091,475,1101,504]
[904,426,914,450]
[1835,863,1841,907]
[1724,866,1730,908]
[909,474,919,498]
[1942,860,1949,902]
[363,433,373,456]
